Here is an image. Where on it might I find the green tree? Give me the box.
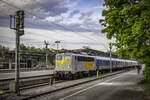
[0,45,9,62]
[100,0,150,82]
[0,45,9,52]
[20,44,28,51]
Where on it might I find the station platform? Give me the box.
[0,70,54,81]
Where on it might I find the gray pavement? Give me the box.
[23,69,145,100]
[59,70,144,100]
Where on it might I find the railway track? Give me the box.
[20,80,66,90]
[4,68,133,100]
[0,74,54,92]
[0,68,134,100]
[0,68,53,73]
[0,72,96,95]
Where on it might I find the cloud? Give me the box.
[79,10,93,20]
[0,16,10,27]
[0,0,81,29]
[0,26,110,51]
[68,9,80,18]
[0,0,79,17]
[0,27,16,49]
[23,14,102,37]
[93,6,106,9]
[23,28,111,52]
[0,0,100,34]
[0,0,112,52]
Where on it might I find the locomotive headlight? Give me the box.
[68,65,70,68]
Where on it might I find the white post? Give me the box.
[109,43,112,73]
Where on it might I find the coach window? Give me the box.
[75,56,77,60]
[86,57,89,61]
[106,60,109,65]
[77,56,79,61]
[100,60,103,65]
[106,60,108,65]
[81,56,84,61]
[77,56,94,62]
[102,60,105,65]
[98,60,100,64]
[85,57,87,61]
[77,56,81,61]
[105,60,107,65]
[103,60,105,66]
[112,61,113,65]
[89,57,94,61]
[87,57,89,61]
[115,61,116,65]
[105,60,107,66]
[101,60,103,66]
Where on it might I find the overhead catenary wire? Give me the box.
[0,38,101,46]
[0,0,102,41]
[0,0,110,51]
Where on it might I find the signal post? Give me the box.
[10,10,24,95]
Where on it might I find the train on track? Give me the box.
[55,53,139,79]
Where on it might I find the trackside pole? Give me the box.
[97,70,99,77]
[109,43,112,73]
[50,75,55,86]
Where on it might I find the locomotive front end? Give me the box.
[55,54,72,71]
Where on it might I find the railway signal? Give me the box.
[10,10,25,95]
[16,10,24,36]
[10,10,24,36]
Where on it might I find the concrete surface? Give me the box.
[27,70,145,100]
[59,70,144,100]
[1,69,147,100]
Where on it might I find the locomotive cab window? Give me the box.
[64,55,71,61]
[56,55,62,60]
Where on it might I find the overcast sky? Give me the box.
[0,0,114,52]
